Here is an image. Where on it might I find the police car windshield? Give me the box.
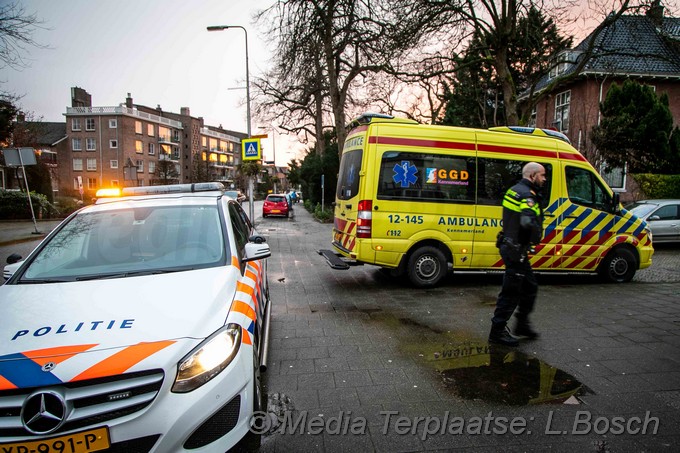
[18,204,226,282]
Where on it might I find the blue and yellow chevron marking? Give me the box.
[494,197,651,271]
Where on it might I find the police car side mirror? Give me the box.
[6,253,22,265]
[244,242,271,262]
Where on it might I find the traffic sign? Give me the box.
[2,147,37,166]
[242,138,261,161]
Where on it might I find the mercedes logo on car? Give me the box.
[20,391,68,434]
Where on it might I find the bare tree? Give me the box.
[153,159,179,185]
[368,0,663,126]
[255,0,457,150]
[254,0,662,148]
[0,1,45,70]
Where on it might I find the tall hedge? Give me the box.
[632,174,680,199]
[0,190,57,220]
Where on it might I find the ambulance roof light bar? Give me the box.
[489,126,571,145]
[346,112,418,131]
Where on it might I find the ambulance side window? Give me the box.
[337,149,363,200]
[477,158,552,208]
[376,151,475,203]
[565,166,612,212]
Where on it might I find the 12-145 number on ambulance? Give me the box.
[388,214,423,224]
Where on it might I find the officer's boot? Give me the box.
[489,322,519,346]
[514,314,539,339]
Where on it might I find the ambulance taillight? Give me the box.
[357,200,373,238]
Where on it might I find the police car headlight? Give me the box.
[645,225,653,241]
[172,324,242,393]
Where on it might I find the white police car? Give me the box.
[0,183,271,452]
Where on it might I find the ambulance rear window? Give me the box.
[337,149,363,200]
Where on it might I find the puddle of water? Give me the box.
[436,343,587,405]
[385,316,589,406]
[328,306,589,406]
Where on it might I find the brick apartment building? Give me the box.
[61,87,247,198]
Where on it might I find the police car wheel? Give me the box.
[599,248,636,283]
[253,351,265,413]
[407,246,447,288]
[240,349,265,451]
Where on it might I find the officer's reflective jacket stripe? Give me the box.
[501,179,543,246]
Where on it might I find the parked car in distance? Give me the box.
[0,182,271,452]
[225,189,246,204]
[263,194,290,218]
[627,199,680,243]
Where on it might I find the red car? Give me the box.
[263,194,290,218]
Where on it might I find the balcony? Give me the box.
[200,127,241,143]
[66,106,183,129]
[158,135,181,144]
[159,152,179,162]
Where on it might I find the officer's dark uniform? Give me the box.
[489,178,544,346]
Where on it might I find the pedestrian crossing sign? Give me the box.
[242,138,261,161]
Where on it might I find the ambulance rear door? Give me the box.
[332,128,369,259]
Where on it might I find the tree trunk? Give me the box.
[314,89,325,155]
[320,4,347,153]
[496,48,518,125]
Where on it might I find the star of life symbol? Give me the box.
[348,164,356,186]
[392,161,418,187]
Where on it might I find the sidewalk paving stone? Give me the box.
[257,206,680,451]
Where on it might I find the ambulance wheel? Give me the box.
[407,246,447,288]
[598,247,636,283]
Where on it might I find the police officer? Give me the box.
[489,162,546,346]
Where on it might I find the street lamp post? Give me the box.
[207,24,255,221]
[258,126,277,193]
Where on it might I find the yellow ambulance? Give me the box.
[318,113,653,288]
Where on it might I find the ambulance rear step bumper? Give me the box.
[317,249,362,270]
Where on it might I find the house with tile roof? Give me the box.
[519,1,680,200]
[0,118,66,197]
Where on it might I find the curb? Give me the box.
[0,235,48,247]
